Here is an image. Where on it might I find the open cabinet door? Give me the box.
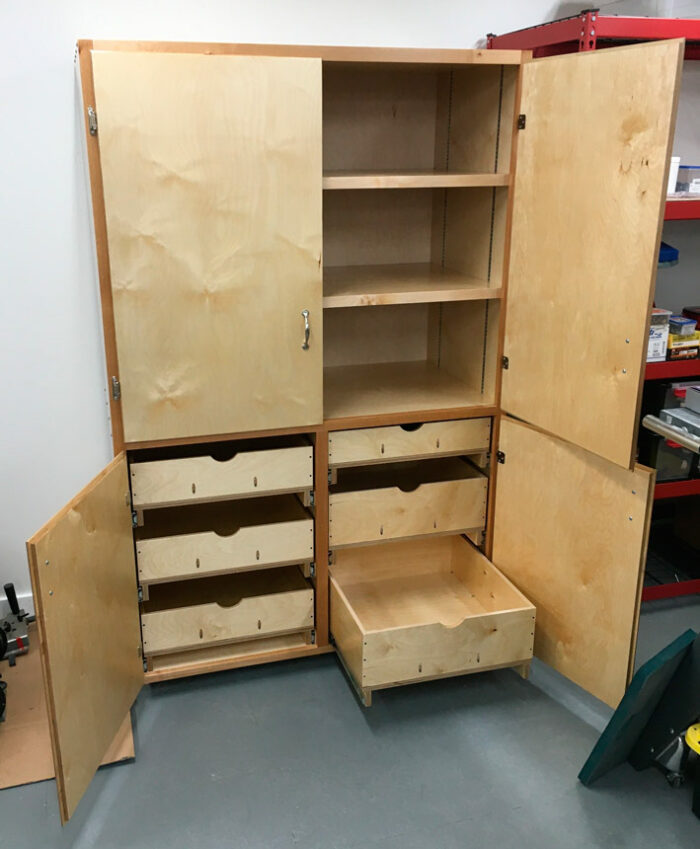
[502,40,683,469]
[492,417,654,708]
[26,455,143,822]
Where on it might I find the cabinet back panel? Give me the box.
[323,66,439,172]
[92,51,323,443]
[323,190,434,267]
[324,304,430,367]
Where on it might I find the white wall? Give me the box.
[0,0,568,611]
[1,0,698,612]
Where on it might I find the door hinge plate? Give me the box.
[111,376,121,401]
[496,451,506,464]
[88,105,98,135]
[309,561,316,578]
[501,356,509,370]
[137,586,143,603]
[517,114,526,130]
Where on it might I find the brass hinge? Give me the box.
[496,451,506,464]
[501,356,509,370]
[517,114,526,130]
[88,105,98,135]
[111,376,121,401]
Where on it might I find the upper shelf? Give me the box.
[645,359,700,380]
[322,170,511,190]
[323,263,502,308]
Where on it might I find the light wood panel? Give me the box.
[92,51,323,443]
[135,497,313,587]
[330,536,535,691]
[26,455,143,822]
[141,567,314,655]
[502,40,683,468]
[328,418,491,467]
[130,443,313,509]
[329,458,487,547]
[442,187,507,282]
[324,361,487,420]
[323,170,510,190]
[492,417,655,708]
[0,625,134,791]
[85,41,524,65]
[323,264,502,307]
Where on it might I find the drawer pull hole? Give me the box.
[397,482,421,493]
[400,423,423,432]
[191,483,196,494]
[196,558,200,569]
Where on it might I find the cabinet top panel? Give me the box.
[79,39,524,66]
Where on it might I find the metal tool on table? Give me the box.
[0,582,35,723]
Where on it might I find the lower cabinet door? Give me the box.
[141,566,314,656]
[330,536,535,700]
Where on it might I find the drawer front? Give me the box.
[141,587,314,656]
[137,518,314,587]
[329,419,491,467]
[329,477,487,547]
[361,609,534,689]
[131,445,313,509]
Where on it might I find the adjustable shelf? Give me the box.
[322,170,510,190]
[323,263,502,308]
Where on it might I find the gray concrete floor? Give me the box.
[1,598,699,848]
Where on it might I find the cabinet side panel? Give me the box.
[26,455,142,821]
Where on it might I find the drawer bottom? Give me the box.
[330,536,535,704]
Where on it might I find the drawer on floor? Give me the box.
[140,565,314,656]
[130,436,313,510]
[330,536,535,699]
[329,418,491,468]
[329,457,487,547]
[135,496,314,593]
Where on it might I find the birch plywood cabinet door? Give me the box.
[91,52,323,443]
[502,40,683,469]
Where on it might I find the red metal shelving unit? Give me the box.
[487,9,700,58]
[645,359,700,380]
[489,10,700,600]
[665,198,700,220]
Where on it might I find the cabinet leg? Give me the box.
[514,661,531,680]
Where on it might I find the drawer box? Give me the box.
[135,496,314,591]
[329,458,487,547]
[328,418,491,468]
[330,536,535,698]
[130,437,313,509]
[140,566,314,656]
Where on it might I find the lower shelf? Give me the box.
[330,536,535,699]
[324,360,492,422]
[144,632,330,682]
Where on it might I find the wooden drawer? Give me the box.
[141,566,314,656]
[330,536,535,703]
[130,438,313,509]
[135,496,314,592]
[329,458,487,547]
[328,418,491,467]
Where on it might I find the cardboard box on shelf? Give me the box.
[647,308,672,362]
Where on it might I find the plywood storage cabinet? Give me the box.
[23,38,682,822]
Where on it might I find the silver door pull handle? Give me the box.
[301,309,310,350]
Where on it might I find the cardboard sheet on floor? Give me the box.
[0,624,134,790]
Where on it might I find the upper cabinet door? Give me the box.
[503,40,683,469]
[91,52,323,444]
[26,455,143,822]
[492,417,654,708]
